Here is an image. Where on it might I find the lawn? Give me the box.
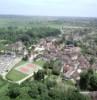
[6,70,27,81]
[0,77,9,96]
[0,77,7,87]
[33,59,46,67]
[14,60,28,67]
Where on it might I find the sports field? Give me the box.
[15,63,39,75]
[6,59,45,82]
[6,62,40,81]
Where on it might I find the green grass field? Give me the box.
[33,59,46,67]
[0,77,9,96]
[6,70,27,81]
[0,77,6,87]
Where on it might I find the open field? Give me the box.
[0,15,96,29]
[0,77,6,87]
[0,16,63,29]
[0,77,9,95]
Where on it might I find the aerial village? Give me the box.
[0,35,91,84]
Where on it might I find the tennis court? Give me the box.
[15,63,39,75]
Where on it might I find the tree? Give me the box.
[7,84,20,99]
[79,69,97,91]
[66,90,91,100]
[49,60,54,69]
[90,75,97,91]
[28,84,39,98]
[45,79,56,89]
[37,82,47,95]
[48,88,90,100]
[34,70,45,80]
[48,88,65,100]
[79,69,94,90]
[52,60,62,75]
[43,61,50,69]
[89,57,95,65]
[22,55,29,61]
[79,71,89,90]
